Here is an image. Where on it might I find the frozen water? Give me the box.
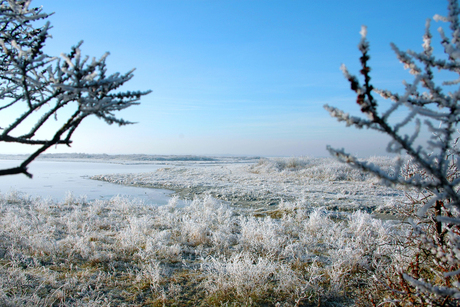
[0,159,176,205]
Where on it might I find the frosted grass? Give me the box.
[0,192,413,305]
[0,157,416,305]
[92,156,405,216]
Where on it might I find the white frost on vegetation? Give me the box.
[0,182,411,305]
[91,156,405,215]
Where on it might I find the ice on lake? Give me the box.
[0,159,176,205]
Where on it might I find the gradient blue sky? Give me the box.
[3,1,449,156]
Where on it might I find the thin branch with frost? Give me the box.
[325,9,460,209]
[403,274,460,298]
[0,0,151,177]
[325,0,460,304]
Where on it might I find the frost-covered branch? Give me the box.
[325,0,460,304]
[0,0,151,177]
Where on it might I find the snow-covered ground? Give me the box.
[0,155,416,306]
[91,156,406,217]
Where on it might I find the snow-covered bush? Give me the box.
[325,0,460,304]
[0,0,150,178]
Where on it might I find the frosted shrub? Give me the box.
[238,216,286,256]
[200,252,280,300]
[179,195,236,248]
[4,190,25,204]
[279,207,408,301]
[300,208,338,244]
[118,215,155,252]
[325,0,460,304]
[346,211,392,245]
[63,192,86,206]
[136,260,162,291]
[326,212,399,287]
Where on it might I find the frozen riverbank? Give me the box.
[91,156,406,216]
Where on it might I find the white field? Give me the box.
[0,156,416,306]
[92,156,406,216]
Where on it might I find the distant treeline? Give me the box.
[0,153,261,162]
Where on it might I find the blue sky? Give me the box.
[3,1,449,156]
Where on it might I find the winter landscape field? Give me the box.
[3,0,460,305]
[0,154,420,306]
